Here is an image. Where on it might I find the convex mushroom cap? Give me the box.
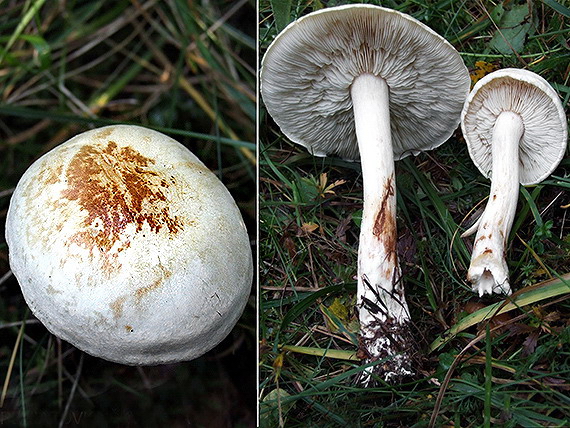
[261,4,471,160]
[6,124,253,365]
[462,68,567,185]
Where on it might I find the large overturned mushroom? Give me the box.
[5,124,253,365]
[261,4,470,382]
[461,68,567,296]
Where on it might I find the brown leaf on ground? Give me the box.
[522,330,540,356]
[282,233,296,259]
[299,222,319,235]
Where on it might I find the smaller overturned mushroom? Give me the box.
[6,124,253,365]
[261,4,470,382]
[461,68,567,296]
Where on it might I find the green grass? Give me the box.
[259,1,570,426]
[0,1,255,426]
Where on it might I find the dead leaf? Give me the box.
[300,222,319,234]
[318,172,346,197]
[397,228,416,266]
[470,60,498,84]
[522,330,540,356]
[282,234,296,259]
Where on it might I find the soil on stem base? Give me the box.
[357,317,416,385]
[357,276,417,385]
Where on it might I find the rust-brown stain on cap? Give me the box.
[110,295,128,319]
[40,163,64,185]
[134,262,172,302]
[62,140,183,256]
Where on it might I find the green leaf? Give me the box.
[320,303,358,345]
[489,4,536,54]
[270,0,292,32]
[484,326,492,428]
[293,176,319,203]
[0,47,18,66]
[352,209,362,228]
[260,388,294,427]
[18,34,51,69]
[0,105,255,149]
[437,352,455,372]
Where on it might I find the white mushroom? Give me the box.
[261,5,470,382]
[461,68,567,296]
[5,124,253,365]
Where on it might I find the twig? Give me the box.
[0,320,26,408]
[0,188,14,198]
[0,270,13,287]
[58,353,84,428]
[0,320,39,330]
[428,329,489,428]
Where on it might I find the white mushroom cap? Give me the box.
[461,68,568,185]
[261,4,470,160]
[5,125,253,365]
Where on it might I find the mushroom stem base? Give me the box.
[358,317,415,385]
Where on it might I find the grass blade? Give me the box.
[0,0,47,66]
[430,273,570,351]
[279,345,359,361]
[0,320,26,408]
[541,0,570,18]
[484,326,491,428]
[0,105,254,149]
